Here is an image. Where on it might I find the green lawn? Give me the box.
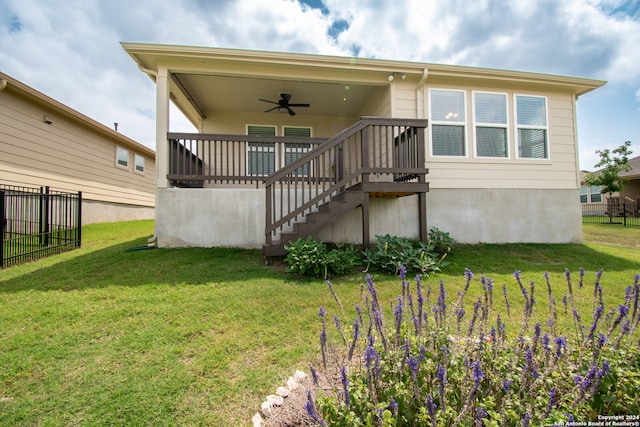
[1,221,639,425]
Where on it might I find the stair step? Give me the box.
[264,190,365,259]
[263,244,287,257]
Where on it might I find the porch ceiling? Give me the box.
[171,72,379,119]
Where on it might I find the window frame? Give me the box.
[428,89,468,158]
[246,125,278,177]
[116,146,129,169]
[589,185,602,203]
[245,125,313,177]
[282,126,313,177]
[134,153,145,174]
[514,94,549,160]
[472,91,509,159]
[579,185,589,203]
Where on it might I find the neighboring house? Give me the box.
[580,156,640,216]
[122,43,605,253]
[0,72,155,224]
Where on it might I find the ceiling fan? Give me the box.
[259,93,310,116]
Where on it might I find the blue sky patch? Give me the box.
[299,0,329,15]
[328,19,349,39]
[8,16,22,34]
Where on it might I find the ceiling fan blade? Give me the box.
[288,103,310,108]
[287,107,296,116]
[259,98,279,105]
[264,106,278,113]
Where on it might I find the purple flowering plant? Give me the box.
[309,268,640,426]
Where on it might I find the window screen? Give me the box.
[247,125,276,176]
[430,90,466,156]
[474,92,508,158]
[516,95,548,159]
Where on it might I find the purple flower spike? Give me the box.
[426,393,437,419]
[389,397,398,414]
[305,390,326,426]
[472,360,484,388]
[554,336,567,360]
[340,366,350,407]
[464,268,474,281]
[399,265,407,280]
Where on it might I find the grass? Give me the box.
[1,221,639,425]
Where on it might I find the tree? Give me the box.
[584,141,633,221]
[584,141,633,199]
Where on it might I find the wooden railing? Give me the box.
[167,133,326,187]
[264,117,429,245]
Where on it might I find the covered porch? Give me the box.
[166,117,429,255]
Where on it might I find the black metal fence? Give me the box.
[1,185,82,268]
[581,202,640,227]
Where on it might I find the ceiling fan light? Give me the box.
[277,107,288,113]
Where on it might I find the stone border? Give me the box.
[252,370,309,427]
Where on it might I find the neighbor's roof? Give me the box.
[0,71,155,157]
[583,154,640,180]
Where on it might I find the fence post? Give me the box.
[77,191,82,248]
[1,190,5,268]
[39,186,51,247]
[623,202,627,227]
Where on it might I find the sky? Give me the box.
[1,0,639,170]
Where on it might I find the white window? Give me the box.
[116,146,129,168]
[515,95,548,159]
[247,125,277,176]
[283,126,312,176]
[134,154,145,173]
[579,185,588,203]
[474,92,508,158]
[246,125,313,176]
[429,89,467,157]
[590,185,602,203]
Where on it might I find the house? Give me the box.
[0,72,155,224]
[122,43,605,253]
[580,155,640,217]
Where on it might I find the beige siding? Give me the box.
[202,111,358,138]
[392,85,417,118]
[424,84,579,190]
[0,79,155,208]
[361,86,391,117]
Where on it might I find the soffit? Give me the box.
[122,43,607,124]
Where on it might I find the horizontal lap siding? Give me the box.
[425,89,579,190]
[0,91,155,206]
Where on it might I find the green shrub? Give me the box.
[284,237,360,278]
[362,234,449,276]
[428,226,456,255]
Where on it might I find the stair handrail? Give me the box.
[264,117,429,245]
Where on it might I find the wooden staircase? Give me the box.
[263,189,365,256]
[263,117,430,258]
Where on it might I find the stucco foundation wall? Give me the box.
[156,187,582,248]
[157,188,265,248]
[426,188,582,244]
[82,200,154,224]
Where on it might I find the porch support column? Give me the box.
[156,66,170,188]
[418,192,427,242]
[362,194,370,249]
